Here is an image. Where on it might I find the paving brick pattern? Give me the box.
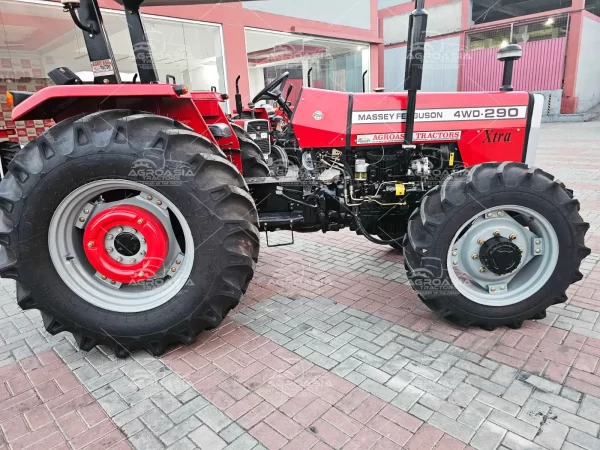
[0,120,599,449]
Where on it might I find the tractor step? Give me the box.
[259,212,303,248]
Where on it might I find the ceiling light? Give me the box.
[545,17,555,26]
[500,40,509,48]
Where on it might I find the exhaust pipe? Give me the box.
[497,44,523,92]
[403,0,427,147]
[362,70,368,92]
[307,67,313,88]
[235,75,243,116]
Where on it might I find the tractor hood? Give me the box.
[291,88,543,167]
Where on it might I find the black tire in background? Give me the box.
[0,141,20,176]
[0,110,260,357]
[231,123,270,178]
[404,162,590,330]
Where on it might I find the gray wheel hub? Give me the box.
[448,206,558,306]
[48,179,195,313]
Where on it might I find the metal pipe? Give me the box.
[362,70,368,92]
[307,67,313,88]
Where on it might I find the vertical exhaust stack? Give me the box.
[307,68,313,88]
[362,70,368,92]
[497,44,523,92]
[403,0,427,147]
[235,75,243,116]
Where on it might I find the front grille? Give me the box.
[245,120,271,155]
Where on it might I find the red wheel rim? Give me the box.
[83,205,168,283]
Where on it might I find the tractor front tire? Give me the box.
[0,110,259,357]
[404,162,590,330]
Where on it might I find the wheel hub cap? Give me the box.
[83,205,168,283]
[479,237,522,275]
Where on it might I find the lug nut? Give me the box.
[171,267,177,273]
[147,195,153,200]
[137,219,143,225]
[107,247,113,253]
[491,287,496,292]
[500,286,506,290]
[535,240,541,245]
[140,251,146,256]
[83,209,89,214]
[141,238,146,244]
[452,251,457,256]
[110,280,116,285]
[101,275,107,280]
[479,267,486,273]
[107,234,114,240]
[487,213,493,217]
[453,260,458,265]
[509,233,517,240]
[156,200,162,206]
[176,259,181,265]
[87,241,94,248]
[132,229,137,234]
[478,238,485,245]
[117,256,123,262]
[535,249,541,254]
[131,258,136,263]
[118,227,123,233]
[493,230,501,236]
[472,254,479,260]
[520,248,524,253]
[497,211,504,216]
[79,217,85,223]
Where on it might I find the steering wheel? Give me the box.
[252,71,290,104]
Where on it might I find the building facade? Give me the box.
[379,0,600,114]
[0,0,381,143]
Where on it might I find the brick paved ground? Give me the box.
[1,119,600,450]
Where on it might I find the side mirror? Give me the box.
[497,44,522,92]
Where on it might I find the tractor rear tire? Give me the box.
[404,162,590,330]
[0,110,260,357]
[231,124,269,178]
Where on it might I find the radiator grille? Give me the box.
[245,120,271,155]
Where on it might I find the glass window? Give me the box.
[471,0,572,25]
[587,0,600,17]
[0,0,226,90]
[245,28,370,103]
[468,15,569,50]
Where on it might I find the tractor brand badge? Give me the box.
[313,111,324,121]
[482,130,512,143]
[356,131,461,145]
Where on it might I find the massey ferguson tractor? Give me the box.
[0,0,589,357]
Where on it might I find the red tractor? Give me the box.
[0,0,589,357]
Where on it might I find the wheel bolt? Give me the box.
[83,209,89,214]
[171,267,177,273]
[509,233,517,240]
[117,256,123,262]
[453,260,458,265]
[500,286,506,290]
[487,213,493,218]
[147,195,153,200]
[520,248,524,253]
[87,241,94,248]
[493,230,500,236]
[477,238,485,245]
[107,234,113,240]
[472,254,478,260]
[156,200,162,206]
[176,259,181,265]
[101,275,107,280]
[491,287,496,292]
[535,240,541,245]
[107,247,113,253]
[535,249,541,254]
[131,258,136,263]
[141,238,146,244]
[132,229,137,234]
[78,217,85,223]
[141,251,146,256]
[110,280,116,285]
[497,211,503,216]
[479,267,486,273]
[118,227,123,233]
[137,219,143,225]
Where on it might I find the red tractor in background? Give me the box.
[0,0,589,357]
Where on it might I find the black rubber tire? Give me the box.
[385,237,404,252]
[231,124,269,178]
[0,141,20,176]
[0,110,260,357]
[404,162,590,330]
